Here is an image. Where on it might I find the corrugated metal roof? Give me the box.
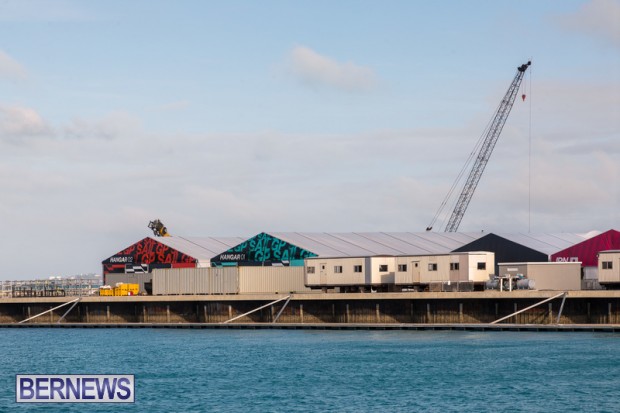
[263,233,348,257]
[380,232,483,254]
[144,232,599,261]
[154,236,247,260]
[270,232,486,258]
[493,232,595,256]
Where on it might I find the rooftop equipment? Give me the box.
[148,219,170,237]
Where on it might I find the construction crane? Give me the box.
[426,61,531,232]
[148,219,171,237]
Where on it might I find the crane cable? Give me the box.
[426,97,504,232]
[527,63,532,232]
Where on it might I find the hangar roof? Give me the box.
[491,232,597,256]
[105,231,603,265]
[551,229,620,266]
[269,232,485,257]
[154,236,248,261]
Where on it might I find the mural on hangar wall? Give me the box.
[211,232,317,266]
[102,237,196,274]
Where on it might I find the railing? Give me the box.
[428,281,474,292]
[0,279,102,299]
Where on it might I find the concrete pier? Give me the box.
[1,291,620,326]
[1,322,620,332]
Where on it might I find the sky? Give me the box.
[0,0,619,280]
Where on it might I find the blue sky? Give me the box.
[1,0,618,279]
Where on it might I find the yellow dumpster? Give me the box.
[99,286,114,296]
[113,283,139,296]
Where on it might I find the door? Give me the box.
[411,261,420,284]
[320,263,328,285]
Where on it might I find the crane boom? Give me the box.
[431,61,531,233]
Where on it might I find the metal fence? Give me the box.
[582,280,604,290]
[0,279,102,298]
[428,281,474,292]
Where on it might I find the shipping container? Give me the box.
[152,267,238,295]
[209,267,240,294]
[239,266,310,294]
[152,266,311,295]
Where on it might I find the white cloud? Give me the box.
[62,112,141,140]
[0,50,27,81]
[288,46,378,92]
[0,105,51,139]
[1,70,619,279]
[556,0,620,47]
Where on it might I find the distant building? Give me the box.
[454,232,592,275]
[102,230,616,294]
[551,230,620,282]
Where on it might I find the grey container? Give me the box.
[152,267,238,295]
[238,266,310,294]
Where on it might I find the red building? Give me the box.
[551,230,620,267]
[102,236,246,275]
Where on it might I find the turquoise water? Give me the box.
[1,329,620,412]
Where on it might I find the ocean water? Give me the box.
[1,329,620,412]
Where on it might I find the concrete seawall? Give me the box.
[2,291,620,326]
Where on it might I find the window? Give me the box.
[603,261,613,270]
[414,263,419,268]
[379,265,388,272]
[428,263,437,271]
[398,264,407,272]
[353,265,363,273]
[477,262,486,270]
[334,266,343,273]
[450,263,459,271]
[307,266,315,274]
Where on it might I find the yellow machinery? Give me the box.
[99,283,139,296]
[148,219,170,237]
